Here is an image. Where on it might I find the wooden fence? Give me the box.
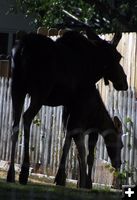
[0,76,137,185]
[0,32,137,185]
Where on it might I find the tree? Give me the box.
[84,0,137,32]
[10,0,92,28]
[10,0,137,33]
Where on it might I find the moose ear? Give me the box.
[113,116,122,134]
[86,27,100,41]
[111,32,122,47]
[104,77,109,86]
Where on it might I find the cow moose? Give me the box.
[7,29,127,186]
[55,87,123,188]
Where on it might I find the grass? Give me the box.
[0,170,122,200]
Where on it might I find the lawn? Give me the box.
[0,170,122,200]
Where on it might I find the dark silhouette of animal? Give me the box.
[7,30,127,186]
[54,87,123,188]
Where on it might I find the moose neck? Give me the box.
[92,89,115,132]
[86,41,111,84]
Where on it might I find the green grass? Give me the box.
[0,178,122,200]
[0,170,122,200]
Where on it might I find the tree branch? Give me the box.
[83,0,134,31]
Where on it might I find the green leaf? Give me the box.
[33,118,41,126]
[125,117,133,127]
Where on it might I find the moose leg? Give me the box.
[19,98,41,184]
[55,106,71,186]
[87,132,98,188]
[73,134,90,189]
[55,134,72,186]
[7,93,25,182]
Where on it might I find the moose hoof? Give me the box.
[77,177,92,189]
[7,166,15,183]
[19,165,29,185]
[86,179,92,189]
[54,171,66,186]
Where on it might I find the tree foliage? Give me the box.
[85,0,137,32]
[11,0,137,33]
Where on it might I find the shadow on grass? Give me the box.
[0,177,122,200]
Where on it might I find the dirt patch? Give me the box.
[0,169,54,185]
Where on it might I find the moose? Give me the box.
[7,28,128,187]
[55,87,123,188]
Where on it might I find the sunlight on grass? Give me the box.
[0,170,122,200]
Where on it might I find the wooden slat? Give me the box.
[0,61,10,77]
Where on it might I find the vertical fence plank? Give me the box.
[130,88,136,183]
